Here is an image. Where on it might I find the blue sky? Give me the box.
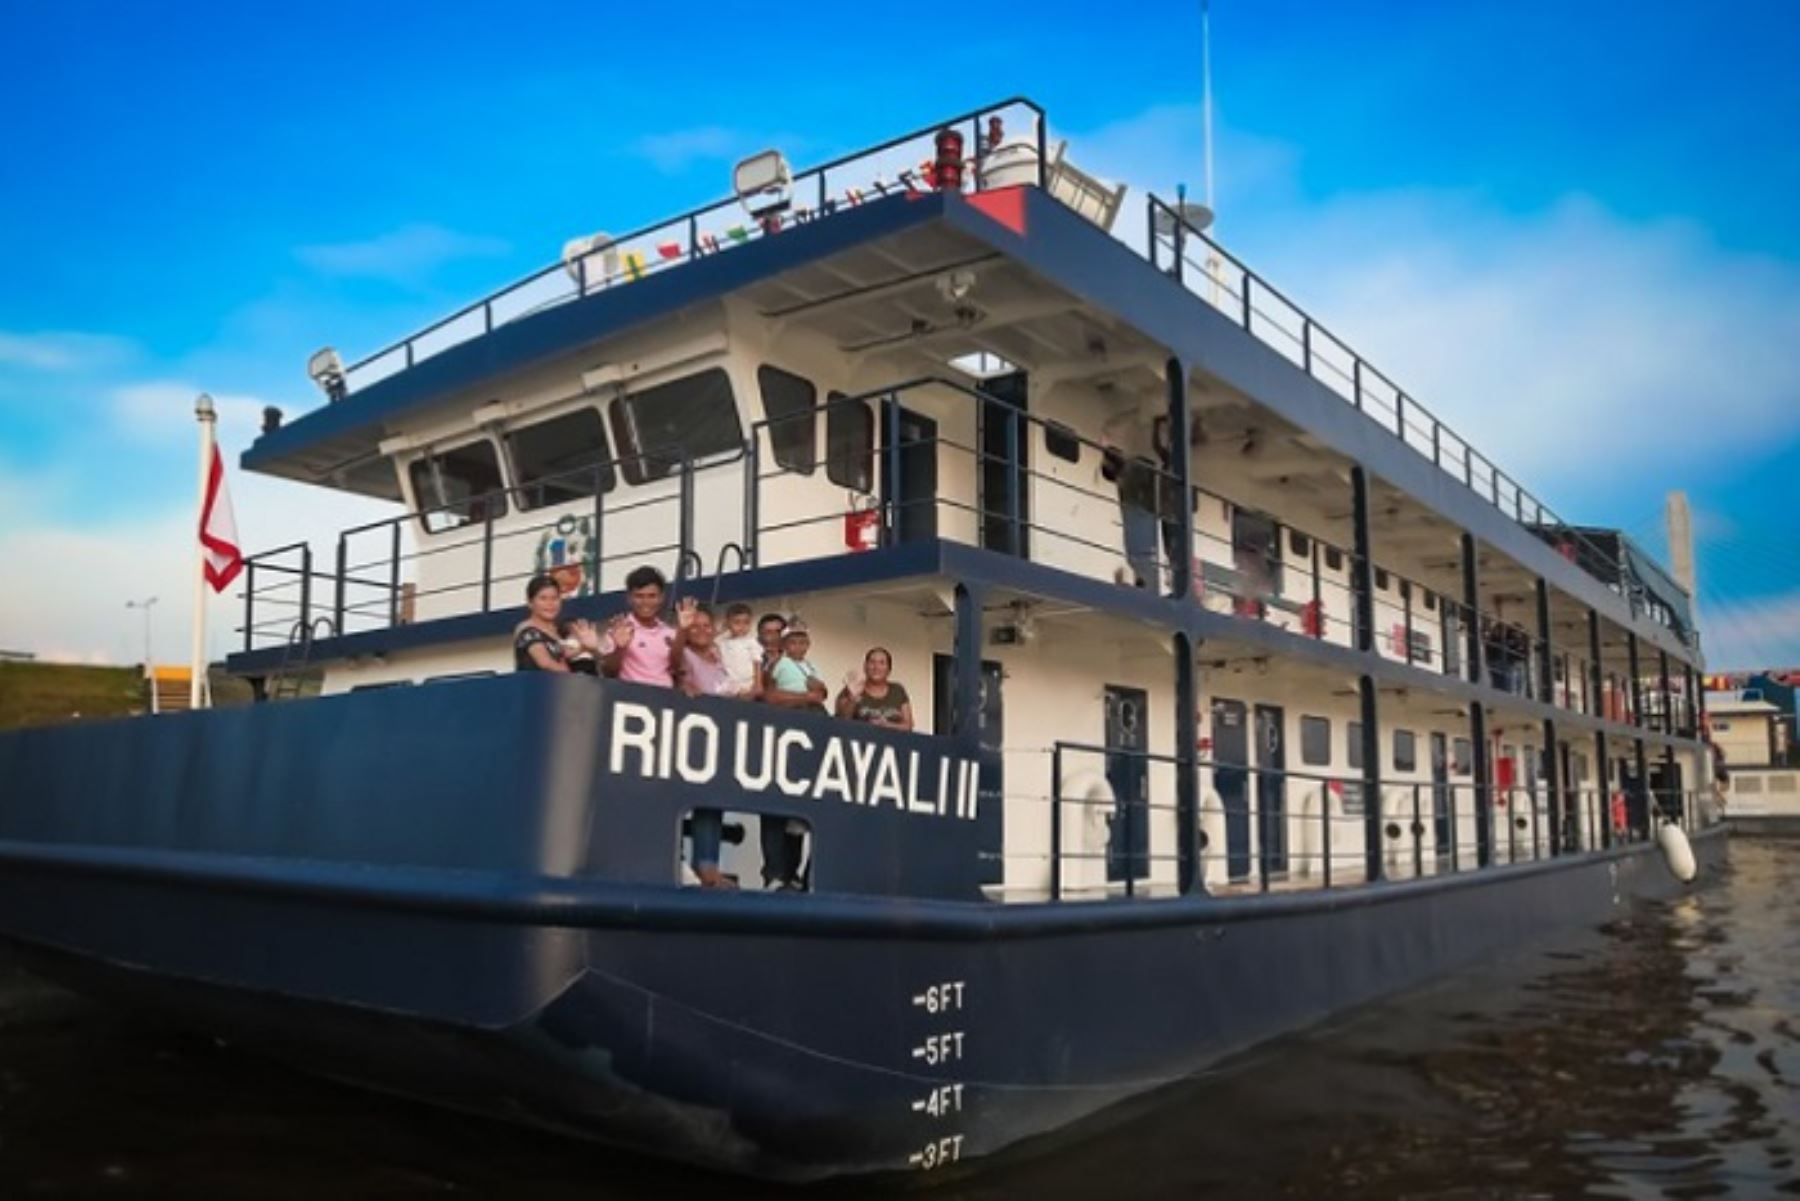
[2,0,1797,666]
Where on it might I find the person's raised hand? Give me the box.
[676,596,698,629]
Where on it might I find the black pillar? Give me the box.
[1166,357,1194,601]
[1587,609,1604,720]
[1662,742,1680,828]
[1683,663,1697,737]
[1594,728,1611,849]
[952,583,985,749]
[1542,718,1562,856]
[1359,674,1383,882]
[1634,737,1650,838]
[1351,467,1376,654]
[1471,701,1492,866]
[1175,632,1200,894]
[1461,533,1483,686]
[1658,650,1674,735]
[1627,632,1644,728]
[1534,578,1554,705]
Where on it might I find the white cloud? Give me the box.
[295,223,510,286]
[1700,590,1800,671]
[1068,104,1800,505]
[0,469,398,666]
[628,125,812,174]
[111,380,271,448]
[0,329,133,372]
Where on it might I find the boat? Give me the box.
[0,97,1727,1181]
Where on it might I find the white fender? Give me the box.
[1657,820,1697,883]
[1059,771,1116,894]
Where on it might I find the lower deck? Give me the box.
[307,560,1717,904]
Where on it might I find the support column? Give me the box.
[1587,609,1604,720]
[1659,650,1674,735]
[1683,663,1697,738]
[1461,533,1483,686]
[1359,673,1383,883]
[1627,632,1644,728]
[1351,467,1376,654]
[1471,701,1492,866]
[1662,742,1680,828]
[1634,737,1650,838]
[1175,632,1200,894]
[1534,578,1554,705]
[1166,357,1194,602]
[1542,718,1562,856]
[1595,728,1611,849]
[952,583,985,749]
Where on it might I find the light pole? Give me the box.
[126,596,159,714]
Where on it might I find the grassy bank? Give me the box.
[0,662,143,731]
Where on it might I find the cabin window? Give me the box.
[1374,568,1390,591]
[759,365,817,475]
[1452,737,1472,775]
[1713,720,1732,732]
[610,367,741,484]
[826,392,875,491]
[1231,509,1282,595]
[1347,721,1364,770]
[1392,728,1417,773]
[409,440,507,534]
[507,408,616,510]
[1044,421,1081,464]
[1300,715,1331,766]
[1289,531,1311,559]
[1324,546,1344,572]
[1424,590,1437,612]
[1398,579,1411,601]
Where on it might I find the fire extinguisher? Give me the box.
[844,496,881,552]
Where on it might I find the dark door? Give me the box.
[979,372,1030,557]
[1430,731,1451,864]
[933,653,1003,882]
[1213,698,1251,881]
[1104,686,1149,882]
[1254,704,1287,877]
[885,406,938,544]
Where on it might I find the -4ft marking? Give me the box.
[912,1083,965,1117]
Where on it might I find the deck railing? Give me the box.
[332,98,1046,395]
[237,371,1700,737]
[1144,195,1697,651]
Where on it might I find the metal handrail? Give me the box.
[1144,194,1692,649]
[334,98,1047,393]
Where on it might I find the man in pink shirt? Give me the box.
[602,565,679,686]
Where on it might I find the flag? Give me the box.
[621,250,646,281]
[656,241,682,261]
[200,442,243,592]
[725,225,750,243]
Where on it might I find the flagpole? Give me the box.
[190,393,216,710]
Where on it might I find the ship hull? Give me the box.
[0,825,1728,1181]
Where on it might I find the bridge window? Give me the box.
[1453,737,1472,775]
[1392,728,1417,773]
[1289,530,1311,559]
[508,407,616,509]
[1324,546,1344,572]
[409,440,507,533]
[1300,715,1331,766]
[611,368,741,484]
[1348,721,1363,770]
[827,392,875,491]
[759,366,817,475]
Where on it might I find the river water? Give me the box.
[2,839,1795,1199]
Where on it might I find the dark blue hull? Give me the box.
[0,676,1729,1180]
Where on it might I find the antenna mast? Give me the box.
[1202,0,1216,217]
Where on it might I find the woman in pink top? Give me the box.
[601,565,678,686]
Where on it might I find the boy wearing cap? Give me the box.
[763,619,828,711]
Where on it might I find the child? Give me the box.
[717,602,762,698]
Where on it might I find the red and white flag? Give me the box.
[199,443,243,592]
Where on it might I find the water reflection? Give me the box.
[2,841,1796,1199]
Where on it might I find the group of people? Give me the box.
[513,565,914,888]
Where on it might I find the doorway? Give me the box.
[979,372,1030,557]
[1254,704,1287,878]
[885,405,938,544]
[1212,698,1251,881]
[1104,686,1149,883]
[1430,731,1451,867]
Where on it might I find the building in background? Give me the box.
[1707,669,1800,834]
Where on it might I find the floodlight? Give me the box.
[733,148,792,217]
[562,233,617,288]
[307,347,347,402]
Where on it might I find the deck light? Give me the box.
[562,234,617,289]
[307,348,347,403]
[733,149,792,218]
